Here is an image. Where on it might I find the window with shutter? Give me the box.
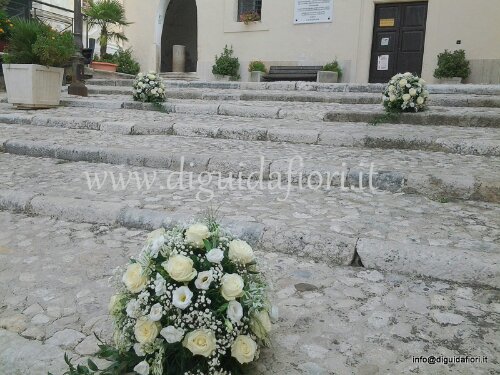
[237,0,262,22]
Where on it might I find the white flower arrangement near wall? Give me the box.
[382,72,429,112]
[132,71,166,103]
[66,219,274,375]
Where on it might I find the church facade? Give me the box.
[122,0,500,83]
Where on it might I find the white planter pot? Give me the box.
[317,71,339,83]
[250,71,264,82]
[437,77,463,84]
[213,74,231,81]
[2,64,64,108]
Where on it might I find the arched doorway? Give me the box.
[160,0,198,72]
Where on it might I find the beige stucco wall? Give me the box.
[123,0,500,83]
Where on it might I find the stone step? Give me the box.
[158,72,200,81]
[0,153,498,288]
[1,108,499,157]
[0,123,498,202]
[73,85,500,108]
[86,79,500,95]
[53,95,500,127]
[1,212,498,375]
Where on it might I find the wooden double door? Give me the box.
[369,2,428,83]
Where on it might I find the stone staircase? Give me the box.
[1,81,499,288]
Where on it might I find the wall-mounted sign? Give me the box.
[294,0,333,24]
[379,18,395,27]
[377,55,389,71]
[381,37,390,46]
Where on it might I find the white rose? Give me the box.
[404,72,412,77]
[138,82,144,87]
[185,223,210,248]
[227,300,243,323]
[402,93,411,102]
[388,85,395,92]
[137,72,143,78]
[195,270,214,290]
[423,90,429,97]
[182,329,217,357]
[126,299,141,318]
[228,240,255,264]
[206,248,224,263]
[389,94,396,102]
[172,286,193,310]
[231,335,257,364]
[419,78,426,84]
[134,317,161,344]
[133,360,150,375]
[160,325,185,343]
[147,74,155,80]
[221,274,244,301]
[163,254,197,282]
[399,79,407,87]
[149,303,163,321]
[122,263,148,293]
[154,273,167,296]
[250,310,272,339]
[417,96,425,105]
[134,343,145,357]
[409,88,417,96]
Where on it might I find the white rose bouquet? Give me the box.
[133,71,166,103]
[382,72,429,112]
[65,220,273,375]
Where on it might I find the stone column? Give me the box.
[172,45,186,72]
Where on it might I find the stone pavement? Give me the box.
[0,212,498,375]
[0,81,499,373]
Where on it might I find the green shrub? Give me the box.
[433,49,471,79]
[212,45,240,78]
[113,48,140,75]
[32,29,76,67]
[3,19,75,66]
[322,60,342,78]
[248,60,266,73]
[93,53,114,63]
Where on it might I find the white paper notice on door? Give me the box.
[377,55,389,71]
[381,37,389,46]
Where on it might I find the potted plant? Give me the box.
[248,60,266,82]
[318,60,342,83]
[434,49,471,84]
[91,53,118,72]
[113,48,140,75]
[239,10,261,25]
[2,19,75,108]
[212,45,240,81]
[0,9,14,52]
[84,0,130,72]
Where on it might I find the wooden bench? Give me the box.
[263,66,322,82]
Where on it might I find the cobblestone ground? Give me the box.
[0,212,498,375]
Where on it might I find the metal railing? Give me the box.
[6,0,74,32]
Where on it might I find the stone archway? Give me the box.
[160,0,198,72]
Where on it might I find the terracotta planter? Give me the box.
[0,40,7,52]
[3,64,64,108]
[91,61,118,72]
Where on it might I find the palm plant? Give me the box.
[84,0,130,58]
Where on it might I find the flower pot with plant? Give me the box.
[212,45,240,81]
[433,49,470,84]
[0,10,14,52]
[91,53,118,72]
[318,60,342,83]
[84,0,130,60]
[2,19,76,108]
[248,60,266,82]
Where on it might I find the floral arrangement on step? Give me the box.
[62,219,274,375]
[133,72,166,103]
[382,72,429,113]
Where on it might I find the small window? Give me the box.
[238,0,262,22]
